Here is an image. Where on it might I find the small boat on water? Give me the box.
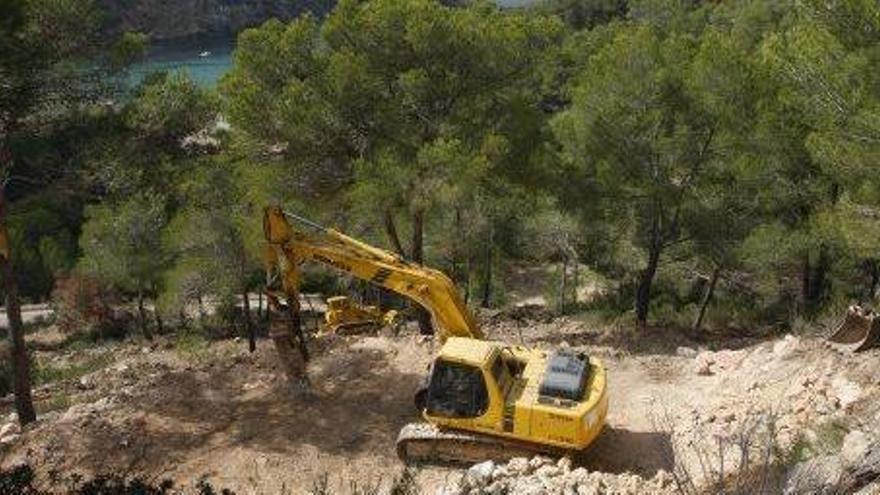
[199,51,211,58]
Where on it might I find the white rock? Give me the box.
[5,412,17,424]
[695,351,715,376]
[465,460,495,488]
[508,457,531,475]
[485,480,508,495]
[529,456,553,470]
[577,483,599,495]
[557,456,572,473]
[77,376,95,390]
[569,467,589,482]
[841,430,871,468]
[0,422,20,438]
[0,433,19,445]
[534,464,560,478]
[830,376,862,409]
[773,334,800,358]
[492,466,510,480]
[676,346,697,358]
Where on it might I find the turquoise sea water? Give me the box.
[126,1,538,88]
[126,33,235,88]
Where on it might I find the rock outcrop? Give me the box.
[99,0,335,41]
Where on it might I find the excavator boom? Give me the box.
[260,205,608,464]
[263,206,482,341]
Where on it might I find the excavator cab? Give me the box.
[402,338,608,462]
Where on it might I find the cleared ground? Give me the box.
[1,312,878,494]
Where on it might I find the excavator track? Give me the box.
[396,423,568,465]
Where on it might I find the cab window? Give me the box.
[426,360,488,418]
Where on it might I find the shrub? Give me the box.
[51,273,132,340]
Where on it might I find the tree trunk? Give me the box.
[137,285,152,340]
[812,245,831,307]
[635,240,662,328]
[286,296,309,362]
[803,247,832,313]
[867,260,880,303]
[452,208,463,287]
[693,265,721,332]
[801,254,811,313]
[257,291,263,320]
[155,310,164,334]
[559,260,567,316]
[411,209,433,335]
[242,289,255,352]
[573,260,579,306]
[197,294,206,320]
[464,257,471,305]
[0,185,36,426]
[383,209,407,258]
[481,223,493,309]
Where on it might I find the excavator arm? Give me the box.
[263,205,483,342]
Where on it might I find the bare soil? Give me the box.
[2,313,879,494]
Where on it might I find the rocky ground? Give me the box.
[1,311,879,494]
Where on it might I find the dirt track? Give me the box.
[1,314,879,494]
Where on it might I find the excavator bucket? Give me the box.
[827,305,880,352]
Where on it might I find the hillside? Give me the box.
[98,0,335,40]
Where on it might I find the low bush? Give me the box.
[51,273,133,340]
[0,465,236,495]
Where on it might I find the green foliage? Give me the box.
[174,327,211,362]
[126,72,218,146]
[8,0,880,335]
[31,353,112,386]
[5,199,80,301]
[159,158,259,318]
[537,0,628,30]
[110,31,148,71]
[78,191,168,295]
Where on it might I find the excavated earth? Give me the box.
[1,312,880,494]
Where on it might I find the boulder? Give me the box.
[842,431,871,468]
[529,456,553,470]
[695,352,715,376]
[784,455,842,495]
[464,460,495,489]
[77,376,96,390]
[534,464,560,479]
[557,456,572,473]
[508,457,531,475]
[830,376,861,410]
[0,421,20,445]
[0,421,20,438]
[773,335,800,358]
[485,480,508,495]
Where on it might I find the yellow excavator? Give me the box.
[262,206,608,463]
[322,295,399,335]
